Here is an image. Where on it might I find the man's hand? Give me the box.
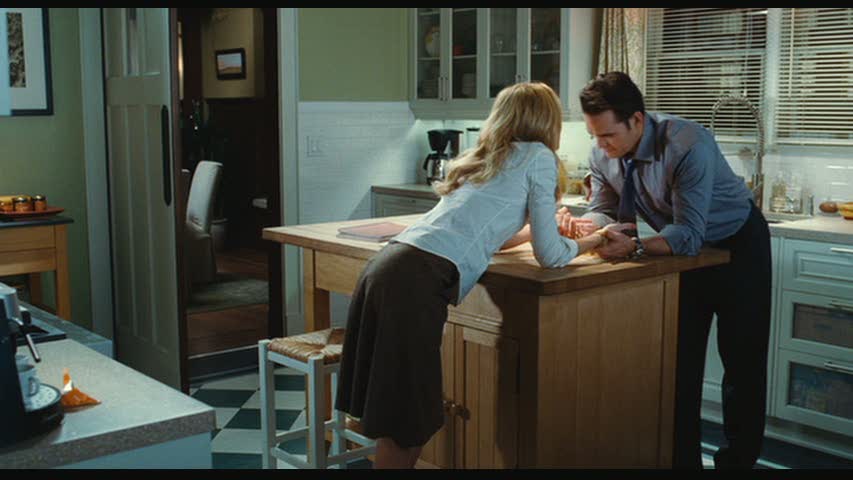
[556,207,597,239]
[595,223,638,260]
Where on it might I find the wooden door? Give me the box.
[456,325,519,469]
[103,8,184,389]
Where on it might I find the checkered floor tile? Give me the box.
[191,369,851,470]
[190,367,371,469]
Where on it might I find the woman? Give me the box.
[335,82,627,468]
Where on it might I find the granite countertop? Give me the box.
[373,184,853,246]
[21,301,112,356]
[0,339,215,468]
[371,183,438,200]
[766,214,853,245]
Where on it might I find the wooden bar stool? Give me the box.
[258,328,375,469]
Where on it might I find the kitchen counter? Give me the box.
[263,215,728,467]
[767,214,853,245]
[373,183,853,245]
[0,339,215,468]
[371,183,438,200]
[21,301,113,357]
[372,183,589,206]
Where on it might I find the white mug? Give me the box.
[17,362,41,410]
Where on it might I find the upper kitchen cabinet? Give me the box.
[411,8,595,120]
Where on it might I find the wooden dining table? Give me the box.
[0,216,73,320]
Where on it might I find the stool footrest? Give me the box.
[270,448,311,469]
[275,419,376,446]
[326,445,377,466]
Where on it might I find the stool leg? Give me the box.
[258,340,277,469]
[308,357,327,469]
[330,370,346,469]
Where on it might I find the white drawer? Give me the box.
[778,290,853,362]
[774,349,853,437]
[781,239,853,299]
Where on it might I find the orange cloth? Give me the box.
[60,368,100,408]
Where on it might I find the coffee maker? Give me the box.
[0,284,64,447]
[422,129,463,185]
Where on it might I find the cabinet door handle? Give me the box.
[829,300,853,312]
[830,247,853,255]
[823,361,853,376]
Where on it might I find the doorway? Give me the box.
[176,7,281,381]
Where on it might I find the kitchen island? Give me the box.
[263,214,729,468]
[0,339,215,468]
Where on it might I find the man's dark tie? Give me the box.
[617,158,638,237]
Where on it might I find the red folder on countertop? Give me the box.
[337,222,407,242]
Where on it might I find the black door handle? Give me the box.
[161,105,172,206]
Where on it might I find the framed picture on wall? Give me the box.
[6,8,53,115]
[215,48,246,80]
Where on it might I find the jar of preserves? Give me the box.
[0,200,10,213]
[33,194,47,212]
[13,196,32,212]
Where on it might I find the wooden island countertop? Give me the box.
[263,214,730,469]
[262,214,729,295]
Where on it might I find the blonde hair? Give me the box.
[434,82,567,199]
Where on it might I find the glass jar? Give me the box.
[770,174,787,213]
[13,196,32,212]
[33,194,47,212]
[784,174,803,214]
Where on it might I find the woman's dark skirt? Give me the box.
[334,241,459,448]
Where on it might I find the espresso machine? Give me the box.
[0,283,64,447]
[422,129,463,184]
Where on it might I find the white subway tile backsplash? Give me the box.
[298,102,436,224]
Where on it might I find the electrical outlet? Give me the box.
[307,136,323,157]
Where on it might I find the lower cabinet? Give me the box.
[420,321,519,469]
[703,235,853,444]
[372,192,438,217]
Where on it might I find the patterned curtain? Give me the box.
[597,8,648,91]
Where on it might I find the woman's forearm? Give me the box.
[501,224,532,250]
[574,232,605,255]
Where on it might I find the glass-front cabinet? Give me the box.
[411,8,576,119]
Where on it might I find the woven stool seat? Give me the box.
[268,327,345,364]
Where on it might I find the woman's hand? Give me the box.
[555,207,597,239]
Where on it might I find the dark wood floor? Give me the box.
[187,248,269,356]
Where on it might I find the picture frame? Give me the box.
[214,48,246,80]
[6,8,52,116]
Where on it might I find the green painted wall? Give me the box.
[299,8,408,101]
[0,9,92,328]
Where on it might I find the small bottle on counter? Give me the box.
[13,195,32,212]
[33,194,47,212]
[0,200,11,213]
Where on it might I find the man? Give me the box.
[578,72,772,469]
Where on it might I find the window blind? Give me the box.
[777,8,853,145]
[645,8,767,139]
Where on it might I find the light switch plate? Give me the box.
[307,136,323,157]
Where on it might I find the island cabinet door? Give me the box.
[419,322,458,469]
[453,325,520,469]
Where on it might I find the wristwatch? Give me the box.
[628,237,645,260]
